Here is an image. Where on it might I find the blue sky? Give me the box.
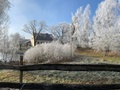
[8,0,103,39]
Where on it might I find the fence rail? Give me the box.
[0,65,19,70]
[0,82,120,90]
[0,63,120,90]
[1,64,120,71]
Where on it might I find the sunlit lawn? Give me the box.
[0,70,120,84]
[76,49,120,63]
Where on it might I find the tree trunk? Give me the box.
[33,34,36,46]
[103,51,107,56]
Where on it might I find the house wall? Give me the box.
[30,35,35,46]
[30,34,53,47]
[36,40,51,45]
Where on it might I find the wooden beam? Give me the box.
[0,82,120,90]
[19,55,23,83]
[19,64,120,72]
[1,64,120,72]
[0,65,19,70]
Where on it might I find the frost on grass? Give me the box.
[24,41,76,64]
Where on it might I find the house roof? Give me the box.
[34,33,53,41]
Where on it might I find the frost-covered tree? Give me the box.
[72,4,92,48]
[0,0,10,41]
[0,29,9,61]
[9,33,24,61]
[50,23,70,43]
[92,0,120,55]
[0,0,10,26]
[110,17,120,53]
[0,0,10,62]
[0,0,10,37]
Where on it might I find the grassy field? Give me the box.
[0,49,120,84]
[76,48,120,63]
[0,70,120,84]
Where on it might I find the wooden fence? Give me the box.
[0,57,120,90]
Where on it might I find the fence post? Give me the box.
[20,55,23,83]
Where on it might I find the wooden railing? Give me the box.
[0,57,120,90]
[1,63,120,71]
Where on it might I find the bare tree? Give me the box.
[50,23,70,43]
[22,20,47,46]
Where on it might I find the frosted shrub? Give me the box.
[24,41,76,64]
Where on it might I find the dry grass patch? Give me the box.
[76,48,120,63]
[0,70,120,84]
